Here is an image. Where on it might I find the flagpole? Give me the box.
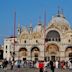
[13,11,16,61]
[44,10,46,61]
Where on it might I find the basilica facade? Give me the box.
[3,12,72,62]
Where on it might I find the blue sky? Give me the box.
[0,0,72,44]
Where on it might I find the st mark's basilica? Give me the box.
[3,10,72,62]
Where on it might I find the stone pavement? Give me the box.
[0,68,72,72]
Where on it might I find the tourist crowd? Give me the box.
[0,59,72,72]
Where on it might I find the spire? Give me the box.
[57,6,61,17]
[61,8,63,14]
[26,24,28,32]
[61,8,65,18]
[44,10,46,32]
[38,16,41,25]
[58,6,60,14]
[29,20,33,33]
[22,26,25,31]
[18,17,20,27]
[30,19,32,27]
[56,6,65,18]
[17,17,21,35]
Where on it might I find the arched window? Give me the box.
[19,48,27,52]
[45,30,61,42]
[6,45,7,49]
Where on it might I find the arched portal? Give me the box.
[69,53,72,60]
[65,46,72,61]
[31,47,40,61]
[45,44,59,61]
[19,48,27,60]
[45,30,61,42]
[0,50,3,60]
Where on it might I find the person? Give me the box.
[50,61,55,72]
[68,60,72,70]
[39,61,44,72]
[2,59,8,71]
[55,60,58,68]
[44,61,48,72]
[10,61,14,70]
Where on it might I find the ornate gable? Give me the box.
[48,23,60,30]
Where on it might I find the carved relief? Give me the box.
[19,48,27,57]
[65,48,72,57]
[46,44,59,54]
[48,23,61,31]
[19,51,27,56]
[61,24,69,32]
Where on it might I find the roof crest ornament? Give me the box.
[61,8,65,18]
[57,6,60,15]
[38,16,41,25]
[29,19,33,33]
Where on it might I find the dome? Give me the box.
[48,14,70,31]
[21,26,29,34]
[33,24,44,32]
[20,26,29,39]
[50,15,70,26]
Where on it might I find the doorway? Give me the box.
[23,58,26,61]
[69,53,72,60]
[0,50,3,60]
[35,54,38,61]
[51,56,55,62]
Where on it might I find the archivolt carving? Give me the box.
[46,44,59,54]
[19,48,27,57]
[48,23,60,30]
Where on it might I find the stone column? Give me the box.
[60,51,65,61]
[39,51,44,61]
[27,50,31,60]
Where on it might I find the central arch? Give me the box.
[19,47,27,60]
[31,47,40,61]
[45,30,61,42]
[45,44,59,61]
